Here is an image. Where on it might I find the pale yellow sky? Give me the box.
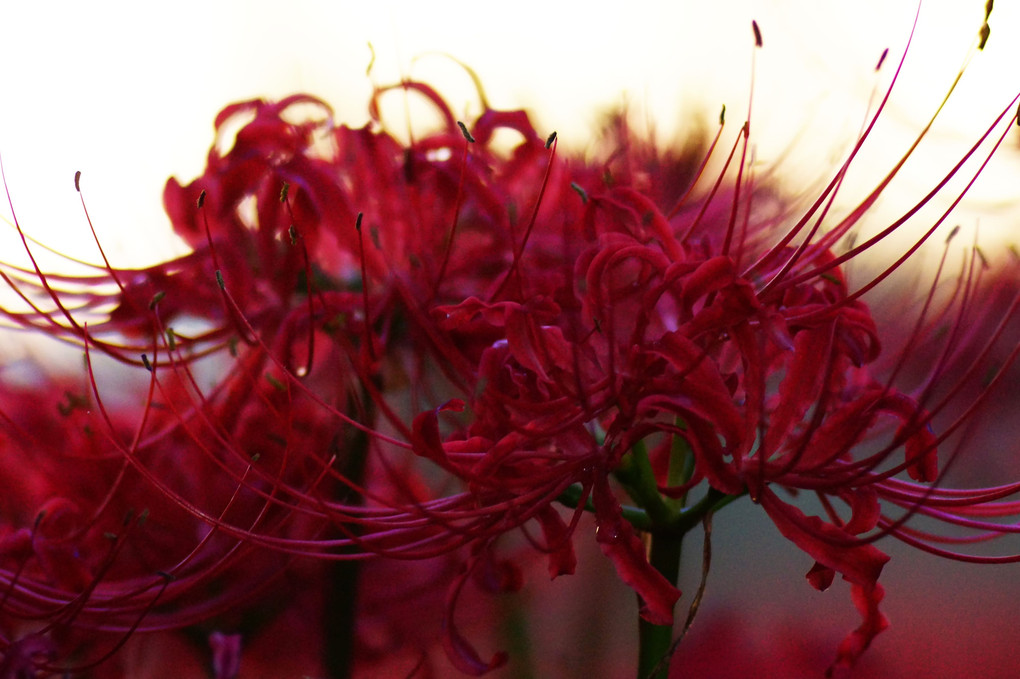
[0,0,1016,268]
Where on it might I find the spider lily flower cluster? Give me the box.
[0,9,1019,678]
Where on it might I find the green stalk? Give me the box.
[324,393,373,679]
[500,594,536,679]
[560,424,742,679]
[637,531,683,679]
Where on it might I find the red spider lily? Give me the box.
[0,6,1019,677]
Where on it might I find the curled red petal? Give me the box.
[472,549,524,594]
[760,489,890,675]
[680,256,737,313]
[410,400,466,468]
[592,475,680,625]
[442,552,509,676]
[535,506,577,578]
[877,393,938,482]
[903,422,939,483]
[758,487,888,588]
[472,108,541,148]
[826,582,889,678]
[806,562,836,591]
[840,486,881,536]
[764,327,829,457]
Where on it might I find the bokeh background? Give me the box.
[1,1,1019,676]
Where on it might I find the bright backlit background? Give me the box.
[1,2,1019,677]
[1,1,1018,265]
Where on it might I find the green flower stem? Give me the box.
[557,483,653,531]
[638,530,683,679]
[555,430,744,679]
[616,441,679,526]
[325,393,373,679]
[499,594,536,679]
